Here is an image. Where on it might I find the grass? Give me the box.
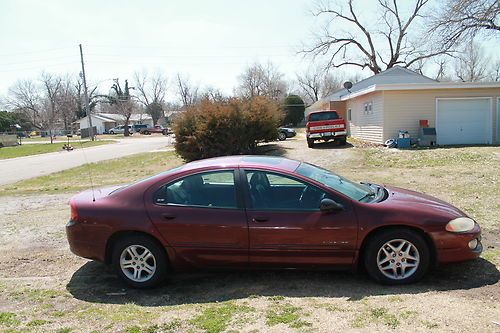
[352,307,400,329]
[0,312,20,327]
[0,140,113,159]
[0,151,182,195]
[189,302,253,333]
[266,303,311,329]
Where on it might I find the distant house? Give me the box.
[307,66,500,145]
[75,113,154,134]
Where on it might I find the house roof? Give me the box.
[75,113,152,123]
[310,66,436,108]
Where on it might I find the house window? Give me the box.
[363,101,373,115]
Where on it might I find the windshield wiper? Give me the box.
[359,191,376,202]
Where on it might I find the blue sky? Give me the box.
[0,0,498,100]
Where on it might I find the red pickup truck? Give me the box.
[306,110,347,148]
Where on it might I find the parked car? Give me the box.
[108,125,133,135]
[278,127,296,141]
[66,156,482,288]
[306,110,347,148]
[133,124,148,133]
[140,125,170,135]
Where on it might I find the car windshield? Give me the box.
[309,112,338,121]
[295,163,373,201]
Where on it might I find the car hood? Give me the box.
[383,185,467,219]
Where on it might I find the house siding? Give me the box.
[346,91,384,143]
[383,88,500,143]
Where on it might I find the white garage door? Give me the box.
[436,98,491,145]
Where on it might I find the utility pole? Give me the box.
[79,44,94,141]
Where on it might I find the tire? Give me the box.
[364,229,430,285]
[162,129,167,135]
[307,138,315,148]
[143,130,150,135]
[338,136,347,145]
[112,234,168,288]
[110,131,115,135]
[278,132,287,141]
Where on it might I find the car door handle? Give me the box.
[252,217,269,223]
[162,213,176,220]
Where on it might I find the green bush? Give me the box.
[282,95,305,126]
[173,97,281,161]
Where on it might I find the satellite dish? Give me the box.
[343,81,353,92]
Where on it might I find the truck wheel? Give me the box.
[339,136,347,145]
[307,139,315,148]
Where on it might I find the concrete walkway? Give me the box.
[0,136,174,186]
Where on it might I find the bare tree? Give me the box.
[296,65,344,103]
[58,76,78,131]
[176,74,199,108]
[454,40,489,82]
[488,59,500,81]
[429,0,499,49]
[39,73,63,142]
[200,86,226,102]
[7,80,42,129]
[303,0,453,75]
[108,79,136,136]
[235,62,288,100]
[134,71,168,125]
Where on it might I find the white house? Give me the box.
[307,66,500,145]
[75,113,154,134]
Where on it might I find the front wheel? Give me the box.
[364,229,430,285]
[338,136,347,145]
[278,132,287,141]
[307,138,315,148]
[109,131,115,135]
[112,235,168,288]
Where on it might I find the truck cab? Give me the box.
[306,110,347,148]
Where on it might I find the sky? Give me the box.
[0,0,498,102]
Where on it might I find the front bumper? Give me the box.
[430,223,482,264]
[307,131,347,139]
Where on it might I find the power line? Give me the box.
[0,46,75,57]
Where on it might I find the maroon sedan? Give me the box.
[66,156,482,288]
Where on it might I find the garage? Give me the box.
[436,98,492,145]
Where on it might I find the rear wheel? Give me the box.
[278,132,287,141]
[364,229,429,285]
[109,131,115,135]
[112,235,168,288]
[143,130,150,135]
[162,129,167,135]
[307,138,315,148]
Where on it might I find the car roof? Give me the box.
[179,155,300,173]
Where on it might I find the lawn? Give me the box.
[0,140,114,160]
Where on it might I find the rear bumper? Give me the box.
[307,131,347,140]
[66,220,106,262]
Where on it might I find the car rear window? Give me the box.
[309,112,339,121]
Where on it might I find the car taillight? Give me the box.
[70,199,79,222]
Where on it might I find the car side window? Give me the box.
[154,171,237,209]
[245,170,330,211]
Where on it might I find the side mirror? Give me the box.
[320,198,344,213]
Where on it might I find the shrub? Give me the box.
[282,95,305,126]
[173,97,281,161]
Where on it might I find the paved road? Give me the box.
[0,136,174,186]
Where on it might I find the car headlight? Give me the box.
[445,217,475,233]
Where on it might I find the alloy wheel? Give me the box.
[376,238,420,280]
[120,245,157,282]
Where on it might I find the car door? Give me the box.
[145,169,249,268]
[242,169,358,268]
